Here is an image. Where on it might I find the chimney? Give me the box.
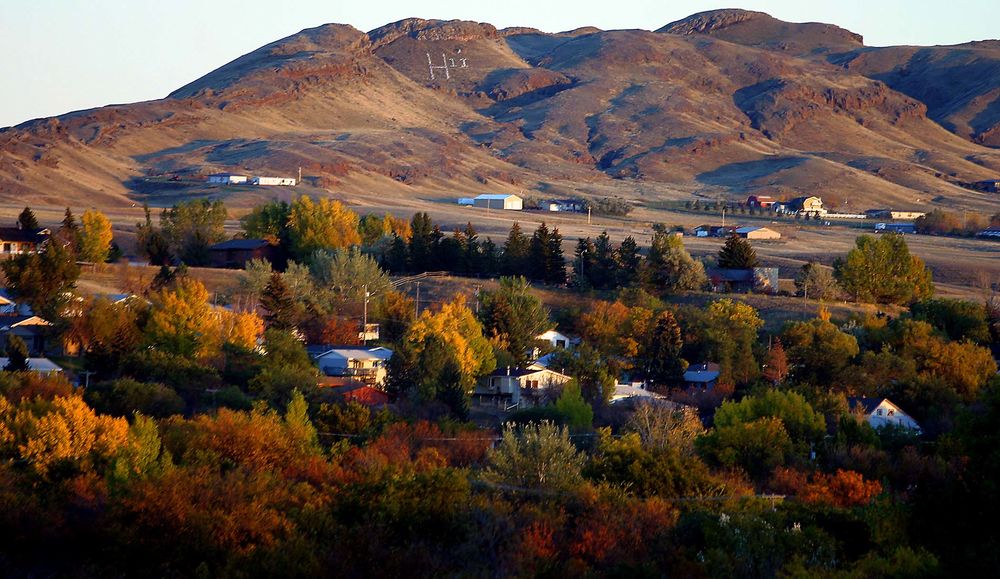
[506,366,510,376]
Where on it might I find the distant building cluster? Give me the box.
[207,173,296,186]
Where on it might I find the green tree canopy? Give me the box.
[834,234,934,305]
[644,233,706,294]
[478,276,550,368]
[717,233,759,269]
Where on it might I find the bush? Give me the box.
[85,378,185,418]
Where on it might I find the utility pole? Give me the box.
[298,166,302,185]
[361,283,369,345]
[415,282,420,317]
[587,205,592,225]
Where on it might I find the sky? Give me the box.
[1,0,997,128]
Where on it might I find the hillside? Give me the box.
[1,13,999,213]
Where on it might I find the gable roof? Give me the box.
[208,238,272,251]
[847,397,890,414]
[313,346,393,361]
[0,315,52,330]
[489,367,571,380]
[0,358,63,372]
[684,362,721,383]
[0,227,50,243]
[474,194,519,200]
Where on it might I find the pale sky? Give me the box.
[1,0,997,128]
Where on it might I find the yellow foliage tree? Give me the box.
[217,310,265,351]
[145,277,221,359]
[12,396,129,476]
[79,208,114,263]
[287,195,361,258]
[404,295,496,389]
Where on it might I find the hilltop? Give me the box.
[0,11,998,213]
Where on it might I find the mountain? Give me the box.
[1,12,998,212]
[664,9,1000,147]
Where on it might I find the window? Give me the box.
[887,409,895,416]
[2,243,9,253]
[877,409,883,416]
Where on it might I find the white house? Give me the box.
[0,290,32,315]
[207,173,248,185]
[473,194,523,210]
[251,176,297,186]
[536,329,576,350]
[848,397,922,433]
[474,367,572,407]
[0,357,63,375]
[312,346,393,387]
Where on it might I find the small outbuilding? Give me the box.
[251,176,297,186]
[473,194,523,210]
[208,239,281,270]
[735,226,781,240]
[207,173,248,185]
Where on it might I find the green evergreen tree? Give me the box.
[545,225,566,285]
[3,335,31,372]
[57,207,81,252]
[479,276,550,367]
[591,231,618,289]
[501,222,530,276]
[641,310,687,388]
[480,237,500,276]
[260,272,297,330]
[615,235,642,287]
[17,206,39,230]
[718,233,760,269]
[572,237,596,289]
[407,212,434,272]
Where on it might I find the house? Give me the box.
[0,226,50,256]
[848,397,921,432]
[735,226,781,240]
[694,225,737,238]
[874,222,916,234]
[746,195,776,208]
[787,196,826,216]
[206,173,248,185]
[866,209,927,221]
[610,382,668,405]
[536,329,576,350]
[312,346,393,387]
[543,199,585,212]
[251,176,297,186]
[0,357,63,375]
[473,194,523,210]
[318,379,390,406]
[0,315,53,355]
[683,362,720,391]
[474,367,572,408]
[977,226,1000,239]
[707,267,779,293]
[0,290,32,315]
[207,239,281,269]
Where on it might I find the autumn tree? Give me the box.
[0,240,80,319]
[762,339,789,385]
[389,296,496,410]
[478,276,550,367]
[782,318,860,385]
[911,298,990,344]
[160,199,228,265]
[643,232,706,294]
[144,277,222,360]
[308,247,390,309]
[241,199,291,244]
[717,233,759,269]
[795,262,840,301]
[287,195,361,258]
[834,234,934,304]
[78,208,114,263]
[486,421,585,491]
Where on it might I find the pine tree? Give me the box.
[462,222,481,275]
[616,235,642,287]
[547,226,566,285]
[260,273,297,330]
[501,222,530,276]
[641,311,687,389]
[385,233,409,273]
[57,207,82,252]
[408,212,434,272]
[590,231,617,289]
[3,335,31,372]
[528,223,551,282]
[718,233,760,269]
[17,207,39,231]
[480,237,500,276]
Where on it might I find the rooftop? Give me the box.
[0,358,63,373]
[208,238,272,251]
